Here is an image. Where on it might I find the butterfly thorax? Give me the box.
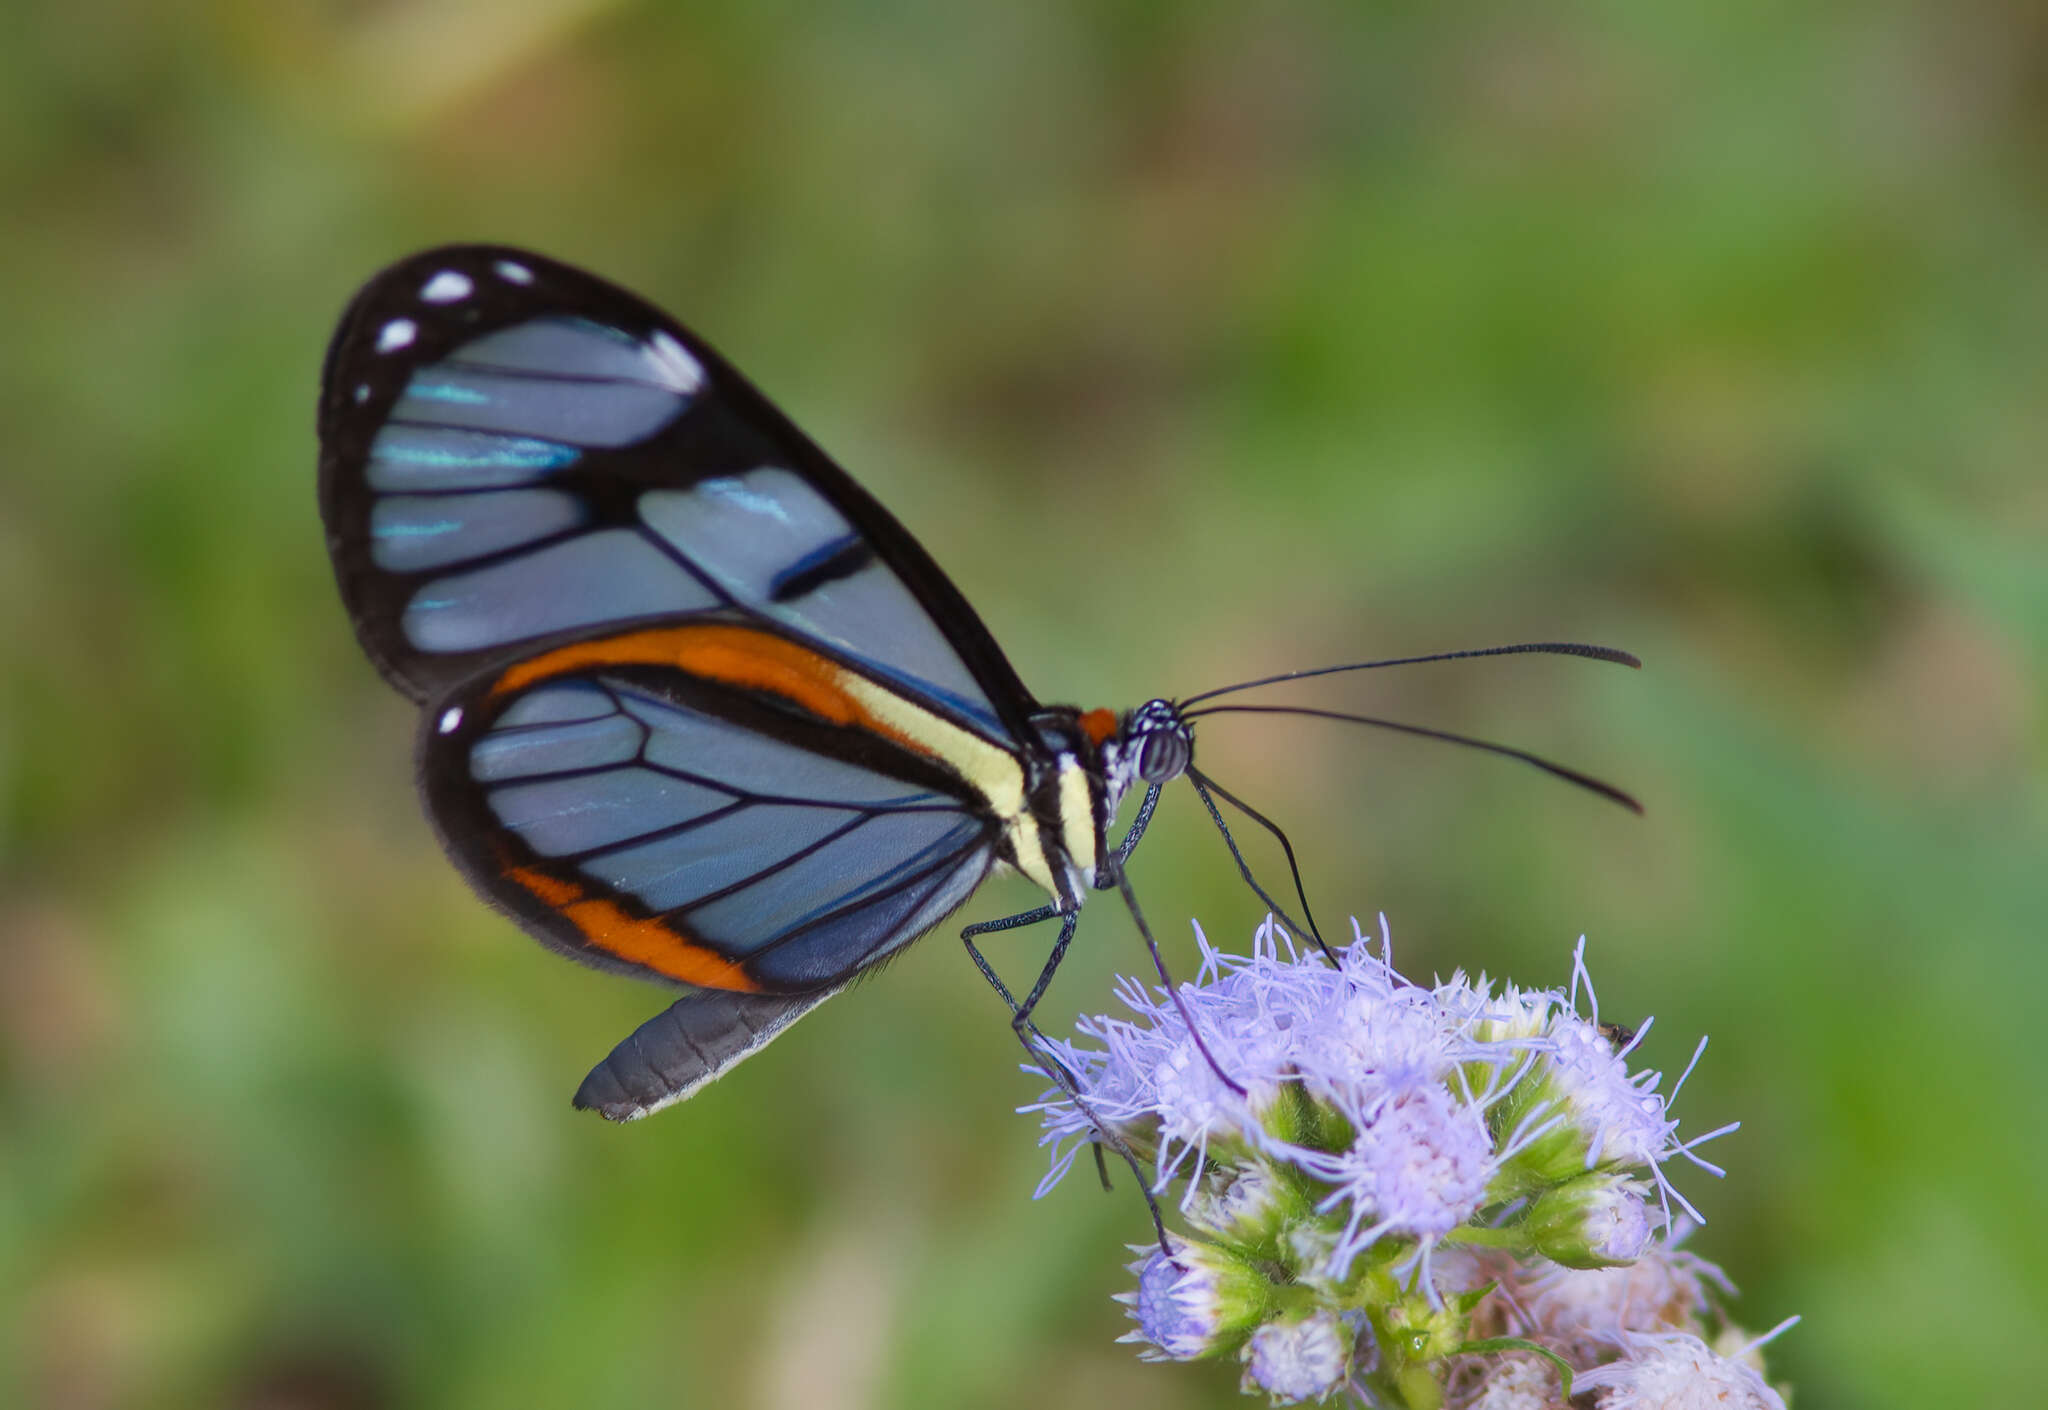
[1008,699,1192,910]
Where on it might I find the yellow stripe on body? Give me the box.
[1057,758,1098,880]
[1003,818,1061,900]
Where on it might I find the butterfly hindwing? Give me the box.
[419,621,1006,997]
[318,245,1033,744]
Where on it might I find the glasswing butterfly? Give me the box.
[319,246,1638,1125]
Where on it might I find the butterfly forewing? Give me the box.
[318,246,1032,743]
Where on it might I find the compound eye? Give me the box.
[1136,728,1190,783]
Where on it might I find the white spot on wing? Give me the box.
[494,260,534,285]
[421,270,473,303]
[646,330,705,395]
[438,706,464,734]
[353,383,372,403]
[377,318,417,353]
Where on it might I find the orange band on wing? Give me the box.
[504,864,760,992]
[490,623,929,758]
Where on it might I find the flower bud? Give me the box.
[1239,1310,1351,1404]
[1523,1172,1653,1268]
[1489,1011,1680,1197]
[1184,1163,1306,1256]
[1119,1239,1274,1360]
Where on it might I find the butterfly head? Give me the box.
[1127,699,1194,783]
[1093,698,1193,816]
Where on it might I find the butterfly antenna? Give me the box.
[1184,767,1337,966]
[1179,641,1640,708]
[1182,705,1643,814]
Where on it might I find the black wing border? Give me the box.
[317,243,1040,740]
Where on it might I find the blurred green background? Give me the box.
[3,2,2042,1407]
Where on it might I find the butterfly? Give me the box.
[319,246,1639,1124]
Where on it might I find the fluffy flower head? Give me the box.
[1022,916,1781,1409]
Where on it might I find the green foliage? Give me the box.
[1,3,2041,1406]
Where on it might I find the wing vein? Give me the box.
[669,811,877,916]
[550,797,755,864]
[630,522,734,606]
[750,838,984,961]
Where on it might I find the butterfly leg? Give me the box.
[960,903,1069,1064]
[959,903,1091,1069]
[955,777,1163,1032]
[960,906,1170,1247]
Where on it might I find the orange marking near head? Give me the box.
[489,623,932,759]
[504,864,760,992]
[1079,708,1118,748]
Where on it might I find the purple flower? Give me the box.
[1027,917,1788,1408]
[1030,918,1513,1210]
[1461,941,1737,1228]
[1289,1083,1497,1278]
